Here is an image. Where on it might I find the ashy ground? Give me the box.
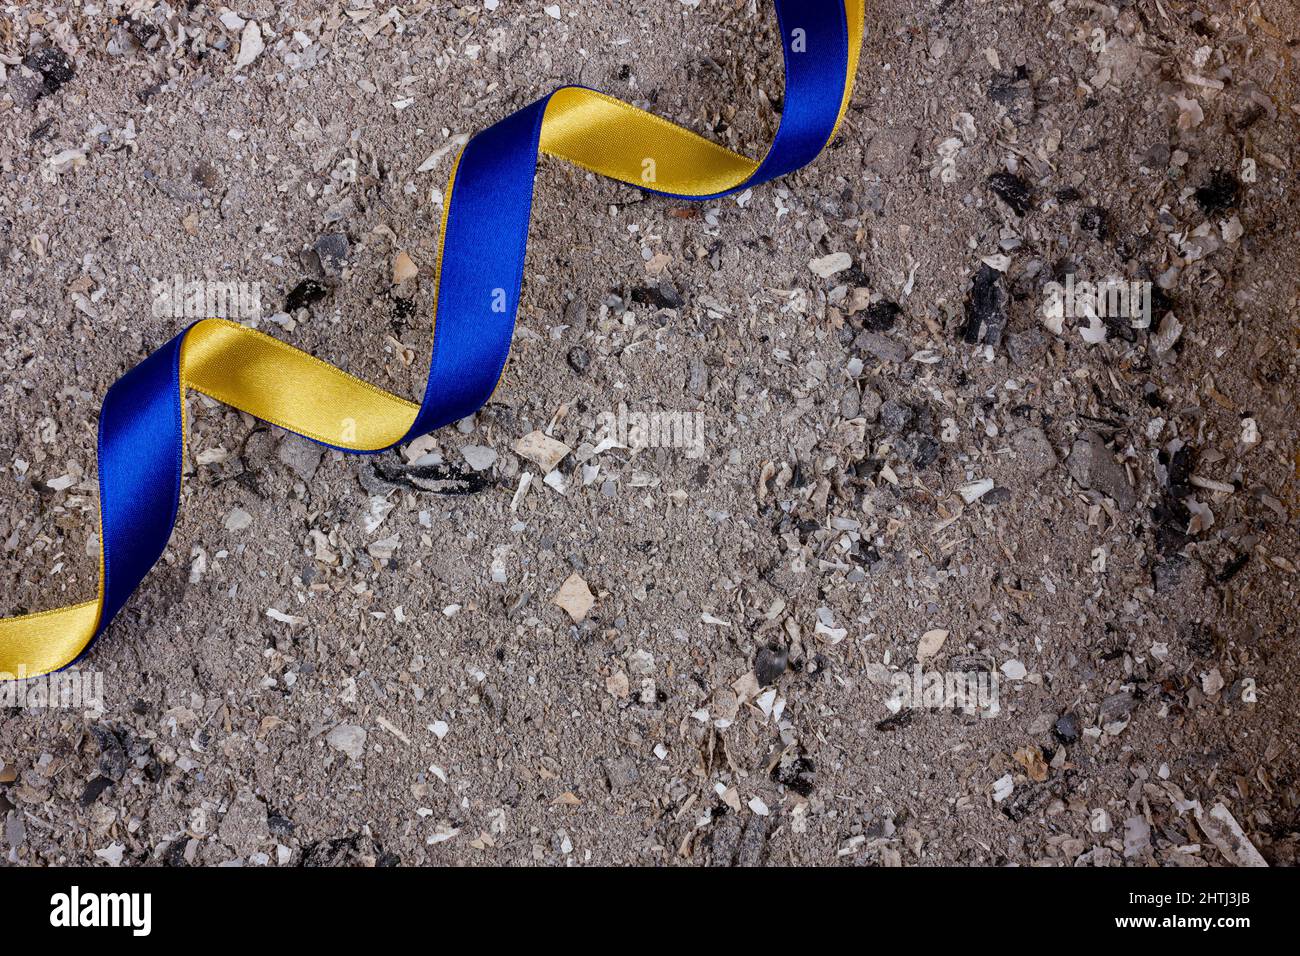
[1,0,1297,866]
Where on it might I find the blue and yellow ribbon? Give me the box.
[0,0,864,678]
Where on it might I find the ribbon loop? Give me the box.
[0,0,864,678]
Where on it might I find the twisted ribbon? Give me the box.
[1,0,864,678]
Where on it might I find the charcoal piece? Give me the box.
[771,755,815,797]
[629,281,683,310]
[988,171,1033,216]
[754,644,788,686]
[861,298,902,332]
[26,47,75,96]
[1079,205,1108,238]
[1194,169,1240,215]
[285,279,329,312]
[961,264,1008,346]
[566,345,590,374]
[1053,713,1080,744]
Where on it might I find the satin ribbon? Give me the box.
[0,0,864,678]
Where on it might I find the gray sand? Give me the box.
[1,1,1297,866]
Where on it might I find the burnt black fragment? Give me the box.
[301,834,362,867]
[630,281,683,310]
[1079,205,1108,238]
[91,724,129,780]
[313,233,350,275]
[80,776,114,807]
[1229,104,1266,134]
[876,710,913,732]
[961,264,1008,346]
[794,518,820,546]
[1216,553,1250,584]
[163,838,189,867]
[1185,627,1215,657]
[754,644,788,686]
[988,74,1027,105]
[390,295,415,326]
[28,118,54,142]
[861,298,902,332]
[911,434,941,469]
[851,457,883,481]
[880,399,914,434]
[1150,285,1176,322]
[285,279,330,312]
[849,540,882,569]
[127,18,160,46]
[1151,489,1194,557]
[771,754,816,797]
[1001,785,1049,822]
[1115,234,1146,261]
[1163,444,1194,498]
[1053,713,1081,744]
[372,459,493,496]
[1194,169,1240,215]
[1102,310,1136,344]
[566,345,590,374]
[988,171,1033,216]
[1051,257,1078,281]
[987,71,1035,125]
[26,47,76,96]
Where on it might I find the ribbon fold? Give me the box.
[0,0,864,677]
